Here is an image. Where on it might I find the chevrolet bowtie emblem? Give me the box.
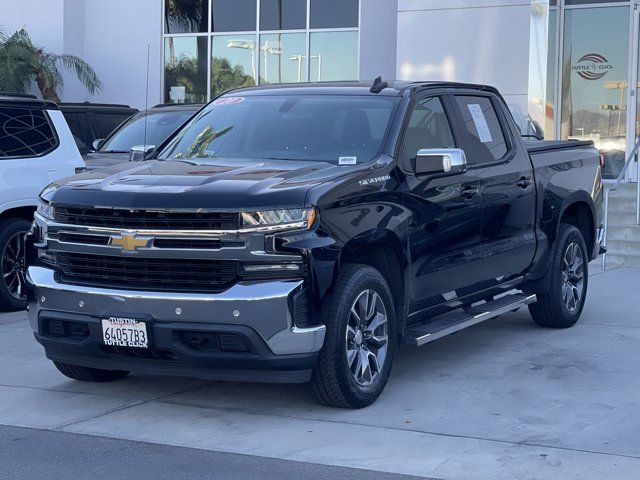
[109,233,152,251]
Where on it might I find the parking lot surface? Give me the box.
[1,267,639,479]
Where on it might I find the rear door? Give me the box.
[400,94,483,314]
[450,93,536,284]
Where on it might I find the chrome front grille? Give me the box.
[36,207,305,293]
[54,206,239,230]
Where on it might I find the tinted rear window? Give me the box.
[0,106,58,158]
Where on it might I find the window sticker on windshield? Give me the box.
[213,96,245,105]
[339,156,357,165]
[467,103,493,143]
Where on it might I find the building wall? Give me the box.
[396,0,532,116]
[359,0,398,81]
[0,0,161,108]
[82,0,162,108]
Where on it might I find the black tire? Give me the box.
[53,361,130,382]
[309,264,397,408]
[0,218,31,311]
[529,224,588,328]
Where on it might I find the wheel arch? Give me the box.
[339,229,408,333]
[0,206,37,223]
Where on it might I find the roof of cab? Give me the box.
[225,80,500,97]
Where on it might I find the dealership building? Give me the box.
[4,0,638,179]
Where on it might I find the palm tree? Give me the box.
[0,28,102,102]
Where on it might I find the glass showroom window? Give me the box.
[163,0,359,103]
[211,35,256,98]
[260,0,306,30]
[259,33,307,84]
[310,31,358,82]
[164,36,208,104]
[164,0,208,33]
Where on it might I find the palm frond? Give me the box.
[57,54,102,95]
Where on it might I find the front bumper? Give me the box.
[26,266,325,383]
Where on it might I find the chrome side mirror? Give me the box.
[92,138,104,151]
[414,148,467,176]
[129,145,156,162]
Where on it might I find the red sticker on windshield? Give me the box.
[213,96,245,105]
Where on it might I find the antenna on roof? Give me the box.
[370,76,388,94]
[143,44,150,155]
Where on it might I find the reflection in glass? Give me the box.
[260,0,307,30]
[211,35,256,98]
[259,33,307,84]
[164,0,208,33]
[164,36,208,103]
[310,31,358,82]
[310,0,358,29]
[561,6,629,179]
[212,0,256,32]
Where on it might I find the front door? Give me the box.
[400,95,484,315]
[451,94,537,284]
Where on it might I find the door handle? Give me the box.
[461,186,479,199]
[516,177,533,189]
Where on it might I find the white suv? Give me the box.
[0,94,83,310]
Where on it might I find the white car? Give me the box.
[0,94,83,310]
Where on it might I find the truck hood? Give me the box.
[45,158,366,210]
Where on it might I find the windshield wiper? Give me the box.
[100,150,128,154]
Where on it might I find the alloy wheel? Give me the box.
[2,231,26,300]
[561,241,585,313]
[345,289,389,387]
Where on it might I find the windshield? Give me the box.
[99,109,196,153]
[157,95,399,164]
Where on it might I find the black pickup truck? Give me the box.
[25,80,604,408]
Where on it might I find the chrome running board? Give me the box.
[404,293,537,347]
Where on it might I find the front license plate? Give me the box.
[101,317,149,348]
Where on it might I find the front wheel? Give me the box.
[0,218,31,311]
[309,264,397,408]
[529,224,588,328]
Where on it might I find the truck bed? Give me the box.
[523,139,594,154]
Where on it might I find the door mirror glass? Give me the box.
[414,148,467,176]
[92,138,104,151]
[129,145,156,162]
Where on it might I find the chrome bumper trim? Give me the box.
[27,266,325,355]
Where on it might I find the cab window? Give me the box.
[400,97,455,171]
[454,95,508,164]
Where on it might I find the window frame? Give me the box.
[396,93,460,175]
[161,0,361,104]
[0,106,60,161]
[447,92,516,168]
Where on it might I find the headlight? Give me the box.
[241,208,316,231]
[37,200,55,220]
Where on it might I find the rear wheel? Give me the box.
[0,218,31,311]
[53,361,130,382]
[529,224,588,328]
[309,264,397,408]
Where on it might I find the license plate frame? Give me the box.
[101,316,149,349]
